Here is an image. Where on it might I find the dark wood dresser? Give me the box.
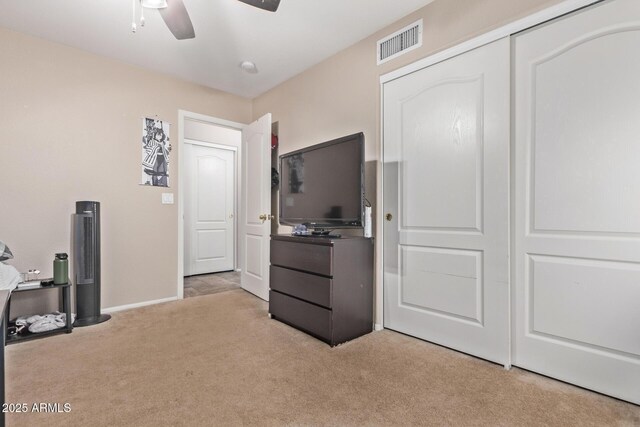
[269,235,373,346]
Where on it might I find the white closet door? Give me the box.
[383,37,510,365]
[514,0,640,404]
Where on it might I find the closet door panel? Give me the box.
[514,0,640,404]
[383,37,510,365]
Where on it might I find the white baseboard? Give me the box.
[374,323,383,331]
[103,296,178,314]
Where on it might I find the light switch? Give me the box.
[162,193,174,204]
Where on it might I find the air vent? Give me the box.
[377,19,423,65]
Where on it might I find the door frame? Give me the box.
[177,110,245,300]
[377,0,601,333]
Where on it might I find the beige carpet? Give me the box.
[6,289,640,426]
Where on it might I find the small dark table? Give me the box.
[5,282,73,344]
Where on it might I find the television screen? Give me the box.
[279,132,364,229]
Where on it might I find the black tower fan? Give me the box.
[73,201,111,326]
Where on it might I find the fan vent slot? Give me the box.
[377,19,423,65]
[82,216,95,281]
[74,213,96,284]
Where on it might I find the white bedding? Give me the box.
[0,262,20,291]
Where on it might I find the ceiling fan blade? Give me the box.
[158,0,195,40]
[237,0,281,12]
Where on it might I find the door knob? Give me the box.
[259,214,272,223]
[229,214,234,219]
[386,213,393,221]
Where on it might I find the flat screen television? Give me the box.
[279,132,364,233]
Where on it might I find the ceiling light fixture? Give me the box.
[132,0,168,33]
[240,61,259,74]
[141,0,168,9]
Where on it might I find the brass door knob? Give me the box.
[386,213,393,221]
[259,214,273,223]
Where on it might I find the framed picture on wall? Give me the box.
[140,117,171,187]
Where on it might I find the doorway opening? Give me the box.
[179,111,244,299]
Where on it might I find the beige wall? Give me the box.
[252,0,565,323]
[253,0,565,160]
[253,0,565,190]
[1,0,568,316]
[0,28,252,313]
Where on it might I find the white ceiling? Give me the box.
[0,0,434,98]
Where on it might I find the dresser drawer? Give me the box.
[270,266,332,308]
[270,240,333,276]
[269,290,332,342]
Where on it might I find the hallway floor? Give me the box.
[184,271,240,298]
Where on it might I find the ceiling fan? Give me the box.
[133,0,282,40]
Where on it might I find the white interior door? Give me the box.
[241,114,272,301]
[513,0,640,404]
[383,38,510,365]
[184,143,235,275]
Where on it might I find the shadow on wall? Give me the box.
[365,160,377,238]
